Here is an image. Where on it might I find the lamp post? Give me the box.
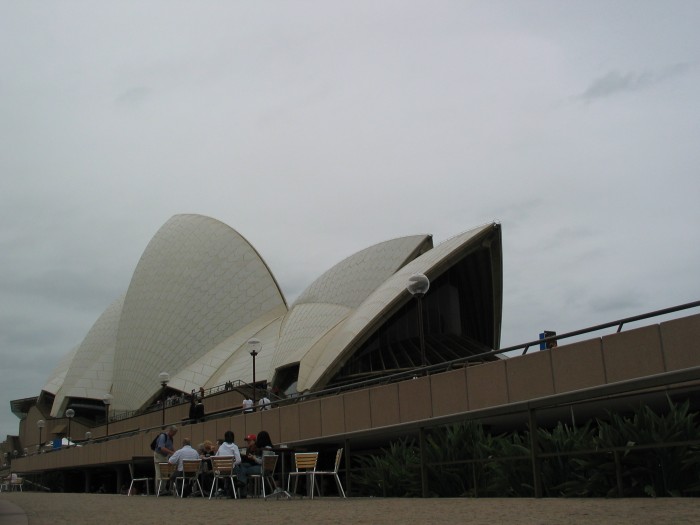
[37,419,45,449]
[407,273,430,369]
[65,409,75,445]
[248,339,261,408]
[159,372,170,426]
[103,394,113,436]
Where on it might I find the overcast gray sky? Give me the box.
[2,1,699,440]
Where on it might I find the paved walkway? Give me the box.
[2,493,700,524]
[0,498,28,525]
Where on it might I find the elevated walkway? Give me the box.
[10,311,700,486]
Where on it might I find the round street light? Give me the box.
[406,273,430,369]
[159,372,170,426]
[248,339,261,408]
[65,409,75,445]
[103,394,113,436]
[37,419,45,449]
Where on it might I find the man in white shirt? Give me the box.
[242,397,254,413]
[168,437,201,490]
[258,395,271,410]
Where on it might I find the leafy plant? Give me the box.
[350,401,700,498]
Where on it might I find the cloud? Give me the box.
[114,86,152,108]
[579,62,694,101]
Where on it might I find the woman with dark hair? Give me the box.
[216,431,239,456]
[215,431,242,498]
[256,430,273,450]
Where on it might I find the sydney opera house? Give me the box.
[34,214,502,419]
[4,214,699,496]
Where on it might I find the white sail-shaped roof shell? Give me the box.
[298,223,498,391]
[30,215,502,420]
[42,347,79,396]
[167,306,286,393]
[272,235,432,376]
[111,214,287,411]
[49,295,124,416]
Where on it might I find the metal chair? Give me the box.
[10,477,23,492]
[156,462,176,497]
[208,456,237,499]
[173,459,204,498]
[313,448,346,497]
[287,452,319,498]
[127,463,151,496]
[249,453,278,498]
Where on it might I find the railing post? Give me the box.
[419,427,429,498]
[344,438,351,497]
[528,409,542,498]
[614,450,624,497]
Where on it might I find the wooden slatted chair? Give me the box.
[156,462,176,497]
[173,459,204,498]
[313,448,346,497]
[208,456,237,499]
[10,477,24,492]
[249,453,278,498]
[287,452,319,498]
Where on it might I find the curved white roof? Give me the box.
[273,235,432,376]
[49,295,124,416]
[35,215,502,417]
[110,214,287,411]
[42,346,79,396]
[298,223,498,390]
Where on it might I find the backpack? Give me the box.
[150,432,166,451]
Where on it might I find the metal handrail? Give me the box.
[90,300,700,431]
[289,299,700,402]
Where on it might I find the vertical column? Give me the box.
[528,409,542,498]
[419,427,429,498]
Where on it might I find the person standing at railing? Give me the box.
[258,393,271,411]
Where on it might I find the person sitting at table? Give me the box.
[168,437,200,496]
[236,433,261,498]
[197,440,216,494]
[256,430,273,450]
[215,431,242,498]
[256,430,279,491]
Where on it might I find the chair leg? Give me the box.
[334,473,346,498]
[194,478,204,497]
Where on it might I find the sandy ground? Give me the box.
[1,493,700,525]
